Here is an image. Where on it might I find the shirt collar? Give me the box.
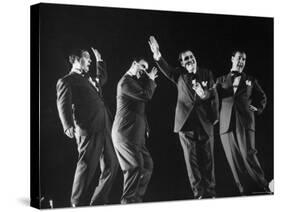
[230,69,242,73]
[70,67,82,75]
[189,67,197,74]
[194,67,197,74]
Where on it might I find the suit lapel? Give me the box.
[90,78,103,97]
[82,75,102,97]
[234,72,246,95]
[225,72,233,88]
[71,72,102,97]
[181,73,196,100]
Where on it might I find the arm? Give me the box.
[96,61,107,86]
[148,36,180,84]
[121,76,157,102]
[56,79,74,133]
[91,47,107,86]
[193,70,216,101]
[194,71,219,124]
[251,79,267,114]
[208,72,219,124]
[199,71,216,100]
[156,57,181,84]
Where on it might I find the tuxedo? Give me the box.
[155,57,218,198]
[56,61,118,206]
[112,74,156,203]
[216,71,268,193]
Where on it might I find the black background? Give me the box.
[38,3,273,208]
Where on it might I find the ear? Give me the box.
[180,60,185,67]
[132,61,138,68]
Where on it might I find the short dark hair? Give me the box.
[231,49,246,57]
[132,56,147,64]
[68,49,88,64]
[178,50,195,62]
[130,57,149,69]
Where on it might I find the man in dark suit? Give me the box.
[148,36,218,199]
[56,48,118,206]
[216,50,270,194]
[112,59,158,203]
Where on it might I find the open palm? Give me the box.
[148,36,160,54]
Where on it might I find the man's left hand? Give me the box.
[146,67,158,81]
[193,82,206,99]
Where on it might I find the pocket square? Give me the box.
[202,81,208,87]
[245,80,252,86]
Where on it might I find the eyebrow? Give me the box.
[182,55,193,59]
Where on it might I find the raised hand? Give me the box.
[148,36,161,60]
[146,67,158,81]
[91,47,102,62]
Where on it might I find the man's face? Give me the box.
[80,51,92,72]
[231,51,246,72]
[180,51,197,73]
[134,60,149,79]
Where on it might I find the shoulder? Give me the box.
[244,73,256,81]
[120,74,131,82]
[216,74,228,82]
[177,67,186,75]
[57,73,77,87]
[118,74,130,86]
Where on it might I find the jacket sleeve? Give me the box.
[56,78,74,132]
[208,71,219,123]
[252,79,267,114]
[121,76,157,102]
[96,61,108,87]
[156,57,181,84]
[199,71,219,123]
[201,71,216,100]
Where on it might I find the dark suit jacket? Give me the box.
[216,72,267,134]
[112,74,157,144]
[57,61,109,135]
[156,57,219,135]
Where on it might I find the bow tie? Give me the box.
[81,72,89,78]
[231,71,242,77]
[187,72,197,80]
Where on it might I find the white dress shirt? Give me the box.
[231,70,242,94]
[233,76,241,94]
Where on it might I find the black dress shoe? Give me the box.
[194,195,203,200]
[263,186,273,194]
[203,194,216,199]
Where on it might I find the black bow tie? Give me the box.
[231,71,242,77]
[81,72,90,79]
[187,72,197,80]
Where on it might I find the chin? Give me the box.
[185,66,194,73]
[238,67,244,72]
